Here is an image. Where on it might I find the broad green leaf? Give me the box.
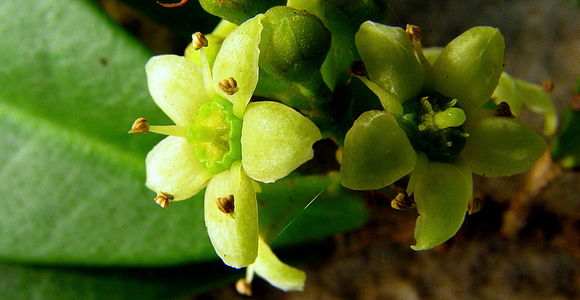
[0,262,235,300]
[0,0,367,266]
[259,174,369,247]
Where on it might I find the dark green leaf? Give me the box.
[0,262,235,300]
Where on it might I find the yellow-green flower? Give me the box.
[132,15,321,268]
[341,22,546,250]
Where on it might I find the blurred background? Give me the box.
[0,0,578,299]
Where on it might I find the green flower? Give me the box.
[131,15,321,268]
[341,22,546,250]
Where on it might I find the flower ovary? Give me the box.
[187,97,242,173]
[398,91,467,162]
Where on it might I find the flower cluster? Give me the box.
[131,3,552,293]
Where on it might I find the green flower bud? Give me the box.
[259,6,331,83]
[199,0,285,24]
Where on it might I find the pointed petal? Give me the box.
[461,108,547,177]
[410,160,471,251]
[253,237,306,292]
[492,72,524,115]
[423,47,443,65]
[513,78,558,135]
[146,136,212,200]
[433,26,505,108]
[241,101,321,183]
[146,55,209,125]
[341,110,416,190]
[212,15,264,118]
[204,162,258,268]
[355,21,424,102]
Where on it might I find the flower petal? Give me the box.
[433,26,505,108]
[241,101,321,183]
[146,55,209,125]
[212,15,264,118]
[492,72,524,115]
[252,237,306,292]
[341,110,417,190]
[423,47,443,65]
[410,159,471,251]
[355,21,424,102]
[461,108,547,177]
[146,136,212,201]
[204,162,258,268]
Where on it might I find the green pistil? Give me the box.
[187,97,242,173]
[398,92,467,163]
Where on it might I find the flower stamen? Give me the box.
[391,192,415,210]
[191,32,208,50]
[494,102,515,118]
[148,125,188,137]
[154,192,173,208]
[236,278,253,296]
[128,117,149,133]
[218,77,239,95]
[216,194,235,215]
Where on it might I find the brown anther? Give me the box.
[494,102,515,118]
[216,194,235,214]
[391,192,415,210]
[154,192,174,208]
[191,32,208,50]
[156,0,189,8]
[235,278,253,296]
[467,195,483,215]
[541,80,554,94]
[218,77,239,95]
[405,24,423,42]
[128,118,149,133]
[347,60,367,77]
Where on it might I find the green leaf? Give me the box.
[258,174,369,247]
[0,0,367,266]
[0,262,236,300]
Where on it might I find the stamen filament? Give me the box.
[149,125,187,137]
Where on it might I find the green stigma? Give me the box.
[397,91,468,162]
[187,97,242,173]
